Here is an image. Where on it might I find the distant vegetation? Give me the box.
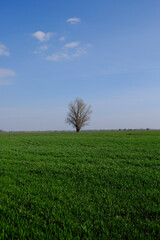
[0,131,160,239]
[0,130,5,133]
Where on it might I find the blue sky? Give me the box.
[0,0,160,131]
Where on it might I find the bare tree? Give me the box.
[66,98,92,132]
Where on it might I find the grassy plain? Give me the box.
[0,131,160,239]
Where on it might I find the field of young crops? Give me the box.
[0,131,160,239]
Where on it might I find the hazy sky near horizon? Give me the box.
[1,0,160,131]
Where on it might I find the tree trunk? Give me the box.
[76,127,80,132]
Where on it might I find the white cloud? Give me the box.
[0,68,16,78]
[46,42,90,61]
[0,80,10,85]
[46,47,87,62]
[46,52,69,61]
[72,48,87,57]
[0,43,10,56]
[59,36,66,41]
[39,45,48,50]
[64,41,80,48]
[67,18,81,24]
[32,31,54,42]
[34,45,49,54]
[0,68,16,85]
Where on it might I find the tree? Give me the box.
[66,98,92,132]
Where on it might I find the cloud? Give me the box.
[32,31,54,42]
[64,41,80,48]
[0,80,10,85]
[72,48,87,57]
[66,18,81,24]
[46,52,69,61]
[0,43,10,56]
[34,45,49,54]
[46,41,90,62]
[59,36,66,41]
[0,68,16,85]
[72,43,91,57]
[0,68,16,78]
[39,45,48,50]
[46,46,87,62]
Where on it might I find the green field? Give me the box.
[0,131,160,239]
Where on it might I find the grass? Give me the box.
[0,131,160,239]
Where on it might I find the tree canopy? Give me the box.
[66,98,92,132]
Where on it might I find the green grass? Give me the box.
[0,131,160,239]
